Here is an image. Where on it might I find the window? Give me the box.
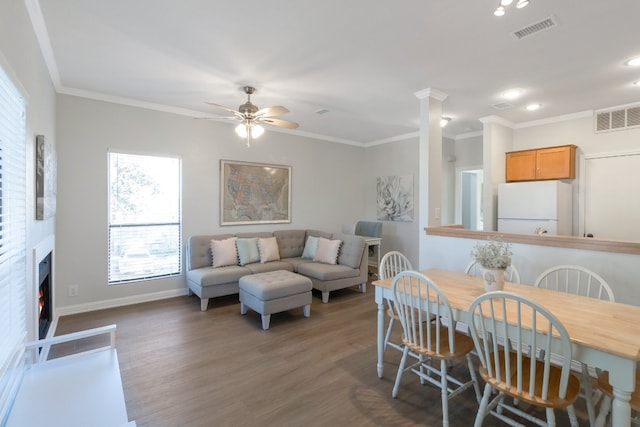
[0,64,27,387]
[108,152,181,283]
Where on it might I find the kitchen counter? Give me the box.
[426,224,640,256]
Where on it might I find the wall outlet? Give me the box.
[68,285,79,297]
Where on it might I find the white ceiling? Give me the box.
[31,0,640,145]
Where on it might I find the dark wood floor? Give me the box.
[54,285,592,427]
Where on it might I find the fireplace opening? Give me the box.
[38,252,52,340]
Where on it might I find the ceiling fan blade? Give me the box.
[194,115,241,122]
[255,106,289,118]
[258,117,299,129]
[204,102,244,119]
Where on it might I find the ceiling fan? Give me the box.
[205,86,299,147]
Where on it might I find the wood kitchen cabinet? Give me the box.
[505,144,576,182]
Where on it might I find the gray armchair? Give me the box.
[354,221,382,238]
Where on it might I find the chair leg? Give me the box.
[465,354,482,403]
[582,363,597,427]
[440,359,450,427]
[474,383,493,427]
[546,407,556,427]
[567,404,579,427]
[594,395,611,427]
[383,317,394,351]
[392,346,409,398]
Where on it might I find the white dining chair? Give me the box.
[391,271,481,426]
[534,264,614,427]
[464,259,521,283]
[594,366,640,426]
[378,251,413,355]
[468,291,581,427]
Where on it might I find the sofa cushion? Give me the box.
[336,234,366,269]
[273,229,306,258]
[210,237,238,268]
[188,265,250,286]
[280,257,313,272]
[258,237,280,263]
[314,237,342,265]
[297,262,360,281]
[301,236,319,259]
[236,238,260,266]
[245,261,294,274]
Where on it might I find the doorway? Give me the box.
[455,167,483,230]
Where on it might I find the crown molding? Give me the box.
[414,88,448,101]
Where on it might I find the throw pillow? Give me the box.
[236,238,260,266]
[314,237,342,265]
[258,237,280,263]
[301,236,319,259]
[210,237,238,268]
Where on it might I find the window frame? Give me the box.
[107,151,182,284]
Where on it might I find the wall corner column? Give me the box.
[415,88,447,269]
[478,115,515,231]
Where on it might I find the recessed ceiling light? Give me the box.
[501,89,522,100]
[634,80,640,87]
[624,57,640,67]
[500,0,513,5]
[525,103,541,111]
[494,6,505,16]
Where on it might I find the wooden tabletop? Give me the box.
[372,268,640,361]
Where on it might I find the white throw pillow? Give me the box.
[258,237,280,263]
[210,237,238,268]
[314,237,342,265]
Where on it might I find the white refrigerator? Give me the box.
[497,180,573,235]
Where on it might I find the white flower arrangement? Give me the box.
[471,236,512,269]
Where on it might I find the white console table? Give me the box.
[4,325,134,427]
[364,237,382,277]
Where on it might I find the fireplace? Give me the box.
[38,252,52,340]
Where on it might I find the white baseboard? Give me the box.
[55,288,189,318]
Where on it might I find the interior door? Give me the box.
[582,152,640,241]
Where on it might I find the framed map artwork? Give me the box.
[220,160,291,225]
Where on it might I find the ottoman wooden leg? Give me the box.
[261,314,271,330]
[303,304,311,317]
[240,302,247,315]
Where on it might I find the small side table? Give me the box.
[364,237,382,279]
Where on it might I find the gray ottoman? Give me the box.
[239,270,313,330]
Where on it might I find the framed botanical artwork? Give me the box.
[377,175,414,222]
[220,160,291,225]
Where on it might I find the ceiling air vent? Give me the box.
[595,103,640,133]
[492,102,513,110]
[512,16,558,40]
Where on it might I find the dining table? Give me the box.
[372,268,640,427]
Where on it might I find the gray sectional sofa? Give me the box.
[186,229,368,311]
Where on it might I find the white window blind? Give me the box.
[108,152,181,283]
[0,65,27,394]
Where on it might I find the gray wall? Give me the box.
[364,138,420,267]
[55,95,366,312]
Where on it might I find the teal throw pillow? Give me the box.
[236,238,260,266]
[301,236,319,259]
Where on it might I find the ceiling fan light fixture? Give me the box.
[441,117,452,127]
[251,124,264,138]
[525,103,541,111]
[624,57,640,67]
[500,0,514,6]
[494,6,505,16]
[235,123,248,138]
[516,0,529,8]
